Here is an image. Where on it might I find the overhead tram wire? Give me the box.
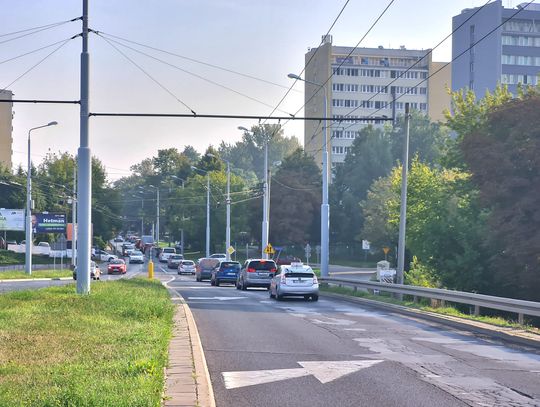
[331,0,492,125]
[0,37,81,66]
[311,0,530,157]
[287,0,397,123]
[0,17,81,43]
[95,31,301,93]
[261,0,352,124]
[98,34,197,115]
[0,36,79,93]
[94,32,294,116]
[363,0,536,120]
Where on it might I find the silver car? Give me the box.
[269,263,319,301]
[236,259,277,290]
[178,260,196,275]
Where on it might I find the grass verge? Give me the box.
[0,249,55,266]
[321,285,540,334]
[0,278,174,406]
[0,269,72,280]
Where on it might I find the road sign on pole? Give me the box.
[305,243,311,265]
[264,243,275,255]
[227,246,235,255]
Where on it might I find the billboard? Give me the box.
[32,213,66,233]
[0,209,25,231]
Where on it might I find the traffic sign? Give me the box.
[362,240,370,250]
[227,246,235,255]
[264,243,275,255]
[382,247,390,255]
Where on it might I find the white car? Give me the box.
[129,250,144,264]
[210,253,227,261]
[269,262,319,301]
[159,247,177,263]
[178,260,196,275]
[95,250,118,262]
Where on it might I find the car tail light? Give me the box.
[247,267,256,273]
[313,275,318,284]
[270,268,277,273]
[280,273,287,285]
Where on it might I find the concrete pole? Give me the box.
[226,161,231,260]
[72,165,77,267]
[25,131,32,275]
[397,103,411,286]
[206,174,210,257]
[261,138,269,258]
[320,85,330,278]
[180,229,184,256]
[156,188,160,247]
[76,0,91,294]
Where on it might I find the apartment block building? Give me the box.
[303,35,450,168]
[0,90,13,170]
[452,1,540,95]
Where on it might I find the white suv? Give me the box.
[159,247,177,263]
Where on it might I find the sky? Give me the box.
[1,0,519,181]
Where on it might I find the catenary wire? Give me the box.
[96,30,301,93]
[0,17,80,43]
[261,0,352,124]
[0,37,78,66]
[0,36,77,93]
[98,34,197,115]
[94,32,294,116]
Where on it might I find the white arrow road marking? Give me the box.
[188,296,248,301]
[222,360,383,389]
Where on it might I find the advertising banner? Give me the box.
[0,209,25,231]
[32,213,66,233]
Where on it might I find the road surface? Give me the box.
[159,267,540,407]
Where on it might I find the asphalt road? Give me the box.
[159,267,540,407]
[0,259,145,293]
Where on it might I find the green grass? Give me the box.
[0,269,73,280]
[321,285,540,333]
[0,249,55,266]
[0,278,175,406]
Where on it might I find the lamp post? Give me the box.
[208,154,231,260]
[26,121,58,275]
[238,125,270,258]
[148,185,160,247]
[288,73,330,277]
[192,166,210,257]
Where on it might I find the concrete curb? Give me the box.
[163,280,216,407]
[321,291,540,350]
[0,277,73,283]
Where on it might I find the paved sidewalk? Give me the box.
[162,278,215,407]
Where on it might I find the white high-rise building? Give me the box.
[303,36,450,168]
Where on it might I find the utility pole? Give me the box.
[25,130,32,275]
[206,174,210,257]
[226,161,231,260]
[72,165,77,267]
[397,103,411,286]
[156,188,160,247]
[261,137,269,258]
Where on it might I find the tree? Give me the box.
[457,90,540,300]
[361,159,491,292]
[219,124,301,180]
[266,149,321,245]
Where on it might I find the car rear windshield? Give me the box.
[170,255,183,259]
[163,248,175,253]
[110,259,124,264]
[182,261,194,265]
[248,260,276,270]
[199,258,220,269]
[220,262,240,270]
[285,272,314,278]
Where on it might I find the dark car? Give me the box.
[72,261,101,280]
[236,259,277,290]
[167,254,184,269]
[211,261,241,286]
[195,258,220,282]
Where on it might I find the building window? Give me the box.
[419,87,427,95]
[503,19,540,33]
[420,103,427,111]
[332,146,345,154]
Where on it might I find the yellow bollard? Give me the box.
[148,260,154,279]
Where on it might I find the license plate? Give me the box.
[227,273,235,276]
[258,272,269,277]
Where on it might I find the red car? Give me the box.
[107,259,127,274]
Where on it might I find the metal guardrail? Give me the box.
[320,276,540,325]
[0,264,55,272]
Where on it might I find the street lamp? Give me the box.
[148,185,160,246]
[191,166,211,257]
[238,125,270,258]
[208,153,232,260]
[288,73,330,277]
[170,175,185,189]
[26,121,58,275]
